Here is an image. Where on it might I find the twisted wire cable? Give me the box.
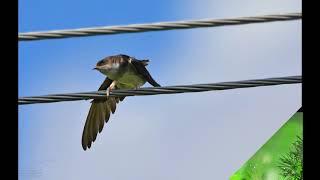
[18,76,301,105]
[19,12,301,41]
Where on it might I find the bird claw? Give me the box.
[106,88,111,97]
[106,81,117,98]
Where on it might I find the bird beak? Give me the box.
[93,67,98,70]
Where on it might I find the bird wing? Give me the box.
[82,77,125,150]
[131,59,161,87]
[98,77,113,90]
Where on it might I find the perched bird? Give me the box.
[82,54,160,150]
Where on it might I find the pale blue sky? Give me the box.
[19,0,301,179]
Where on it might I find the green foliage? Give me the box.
[230,112,303,180]
[277,136,303,180]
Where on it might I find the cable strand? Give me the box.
[19,12,301,41]
[18,76,301,105]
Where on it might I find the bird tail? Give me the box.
[140,59,149,66]
[82,96,125,150]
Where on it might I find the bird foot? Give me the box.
[106,81,117,97]
[106,88,113,98]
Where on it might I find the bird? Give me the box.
[82,54,161,150]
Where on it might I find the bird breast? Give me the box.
[99,63,121,80]
[117,64,146,88]
[99,62,146,88]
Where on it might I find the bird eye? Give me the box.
[97,60,104,66]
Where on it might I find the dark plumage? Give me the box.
[82,54,160,150]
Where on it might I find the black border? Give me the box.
[3,0,18,178]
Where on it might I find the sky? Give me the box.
[19,0,301,179]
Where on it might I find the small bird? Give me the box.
[82,54,160,150]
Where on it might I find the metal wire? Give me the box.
[18,76,301,105]
[19,12,301,41]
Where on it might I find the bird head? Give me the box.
[93,59,111,71]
